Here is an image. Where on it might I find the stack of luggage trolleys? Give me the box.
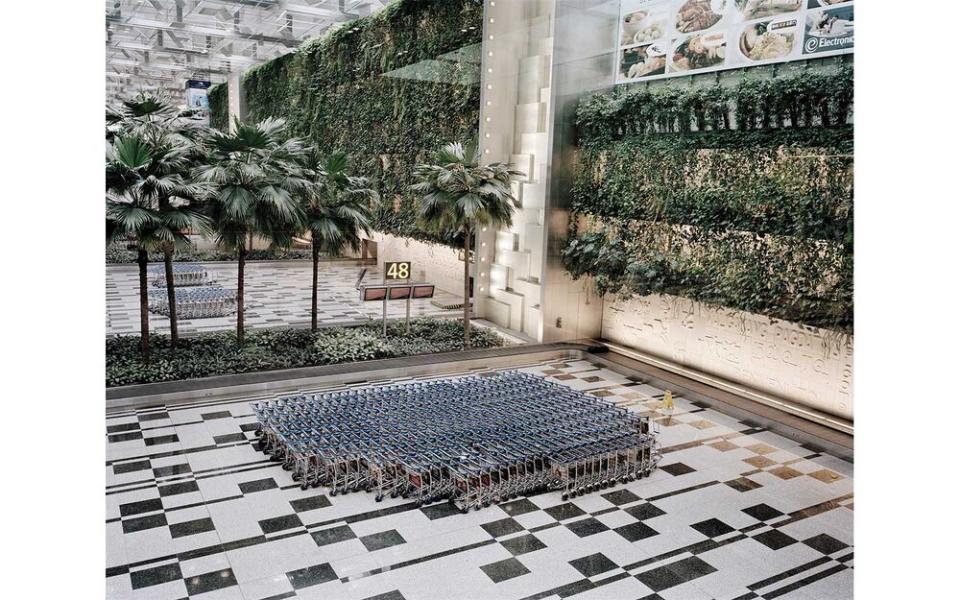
[252,371,661,512]
[147,286,238,318]
[150,263,212,287]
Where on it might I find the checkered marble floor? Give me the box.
[106,262,462,336]
[105,359,854,600]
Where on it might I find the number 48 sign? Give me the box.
[384,261,411,280]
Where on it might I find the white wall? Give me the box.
[602,294,853,421]
[366,232,465,297]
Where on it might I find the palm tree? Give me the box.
[108,93,208,349]
[411,142,523,348]
[106,135,208,360]
[298,150,376,330]
[196,117,307,344]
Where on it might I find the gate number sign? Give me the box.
[384,261,410,280]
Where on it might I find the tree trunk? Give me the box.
[137,249,150,362]
[163,246,179,349]
[462,225,471,350]
[311,240,320,331]
[237,242,246,345]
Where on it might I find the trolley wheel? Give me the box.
[282,464,292,471]
[561,493,569,501]
[375,495,384,502]
[330,489,338,497]
[390,491,399,499]
[311,481,321,488]
[460,506,469,514]
[300,483,309,491]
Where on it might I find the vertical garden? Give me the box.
[208,0,483,245]
[564,63,854,333]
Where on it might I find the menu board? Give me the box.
[616,0,854,84]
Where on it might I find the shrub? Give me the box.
[106,318,504,387]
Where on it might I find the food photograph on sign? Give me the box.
[670,32,727,72]
[675,0,728,34]
[620,43,668,80]
[739,17,798,62]
[616,0,853,83]
[803,3,853,55]
[620,3,668,46]
[734,0,802,21]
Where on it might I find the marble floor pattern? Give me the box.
[106,261,462,337]
[105,359,854,600]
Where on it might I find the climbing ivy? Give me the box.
[565,65,854,333]
[237,0,483,246]
[208,83,228,132]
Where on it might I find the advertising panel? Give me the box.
[616,0,853,84]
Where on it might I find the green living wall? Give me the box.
[564,63,853,332]
[208,83,228,131]
[237,0,482,245]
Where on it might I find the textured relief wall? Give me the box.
[368,232,465,299]
[602,294,853,421]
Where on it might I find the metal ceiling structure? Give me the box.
[105,0,389,105]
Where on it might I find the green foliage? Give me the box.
[105,243,319,264]
[105,319,504,387]
[565,65,854,333]
[208,83,228,131]
[240,0,483,246]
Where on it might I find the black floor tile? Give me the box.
[499,498,540,517]
[113,459,152,475]
[691,518,735,538]
[726,477,763,493]
[625,502,666,521]
[637,556,717,592]
[158,480,200,497]
[569,553,618,578]
[614,521,658,542]
[481,517,525,538]
[119,498,164,517]
[544,502,587,521]
[184,568,237,595]
[152,463,192,478]
[290,494,332,513]
[601,489,641,506]
[500,533,547,556]
[239,478,278,494]
[201,411,232,420]
[555,579,595,597]
[107,422,141,433]
[213,433,247,444]
[420,502,460,520]
[311,525,357,546]
[362,591,406,600]
[169,517,216,538]
[480,557,531,583]
[635,565,687,592]
[803,534,849,555]
[566,517,609,538]
[668,556,718,582]
[109,431,144,443]
[660,463,696,476]
[259,514,303,534]
[359,529,406,551]
[144,434,179,446]
[122,512,168,534]
[753,529,798,551]
[130,562,182,589]
[137,412,169,422]
[742,503,785,522]
[286,563,337,590]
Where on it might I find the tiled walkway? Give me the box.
[105,261,462,336]
[105,359,853,600]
